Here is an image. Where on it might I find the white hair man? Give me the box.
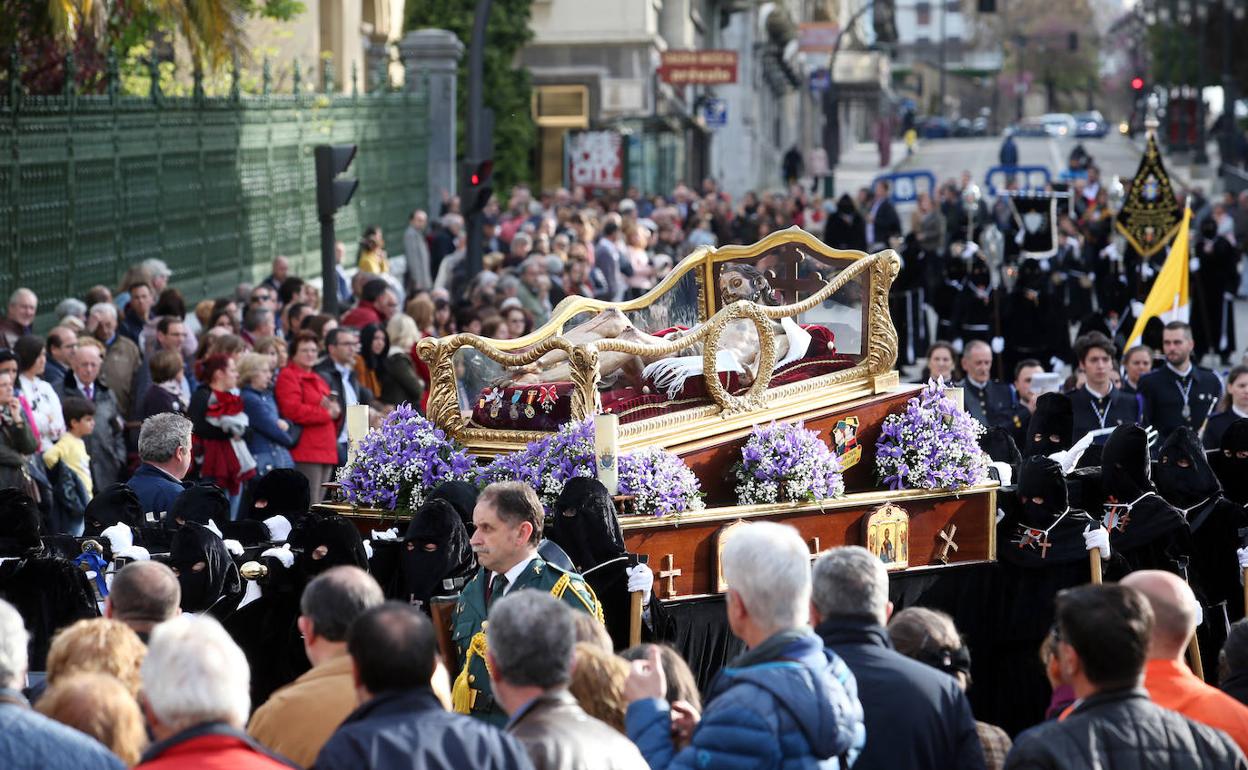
[0,598,125,769]
[624,522,865,767]
[0,288,37,348]
[87,301,146,424]
[811,546,985,768]
[137,614,294,768]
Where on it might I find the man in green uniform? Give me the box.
[452,481,602,724]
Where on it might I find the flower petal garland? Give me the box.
[337,405,479,511]
[875,381,989,491]
[481,419,598,511]
[733,422,845,505]
[617,447,704,518]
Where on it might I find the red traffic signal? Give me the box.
[1131,77,1145,91]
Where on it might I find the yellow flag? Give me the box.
[1126,205,1191,349]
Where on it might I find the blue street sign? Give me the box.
[703,98,727,128]
[984,165,1052,195]
[809,68,831,93]
[871,170,937,204]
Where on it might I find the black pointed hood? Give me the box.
[169,483,230,530]
[1156,427,1221,507]
[247,468,311,521]
[547,477,626,572]
[83,484,143,536]
[0,489,42,557]
[1101,424,1154,502]
[1216,419,1248,505]
[289,514,368,580]
[1017,456,1069,527]
[981,426,1022,469]
[427,481,480,536]
[399,498,475,610]
[1023,393,1074,457]
[169,523,242,613]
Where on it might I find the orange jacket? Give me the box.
[1144,658,1248,755]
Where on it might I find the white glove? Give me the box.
[1141,263,1156,282]
[223,539,244,557]
[100,523,133,553]
[261,544,294,569]
[1051,430,1100,475]
[991,337,1005,354]
[115,545,151,561]
[989,461,1014,487]
[1237,547,1248,571]
[626,563,654,607]
[1039,259,1051,272]
[1083,525,1111,560]
[1014,229,1025,246]
[995,509,1006,525]
[952,337,965,354]
[1049,356,1065,374]
[205,520,224,539]
[371,527,401,542]
[263,515,292,543]
[363,540,374,560]
[1130,299,1146,317]
[1190,256,1201,272]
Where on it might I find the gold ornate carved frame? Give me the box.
[416,227,902,455]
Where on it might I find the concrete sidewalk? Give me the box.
[828,140,910,199]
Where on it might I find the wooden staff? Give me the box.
[1189,634,1205,680]
[629,592,643,647]
[1089,549,1103,585]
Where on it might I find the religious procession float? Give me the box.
[323,227,999,614]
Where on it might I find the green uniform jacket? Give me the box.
[451,556,602,725]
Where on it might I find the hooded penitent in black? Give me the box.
[987,456,1097,734]
[289,513,369,582]
[169,483,231,529]
[398,498,475,612]
[1100,424,1190,574]
[1023,393,1074,458]
[168,522,242,618]
[83,483,144,536]
[0,489,96,670]
[1156,427,1248,625]
[548,477,634,649]
[246,468,312,522]
[1214,419,1248,506]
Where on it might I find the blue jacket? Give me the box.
[313,687,533,770]
[817,617,985,770]
[127,462,187,519]
[0,693,124,770]
[241,386,295,473]
[626,629,865,770]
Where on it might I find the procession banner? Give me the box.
[1127,204,1191,348]
[1116,130,1182,259]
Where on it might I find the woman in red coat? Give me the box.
[275,331,340,504]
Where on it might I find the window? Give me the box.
[916,2,931,25]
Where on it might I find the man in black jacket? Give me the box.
[812,546,985,770]
[1004,583,1246,769]
[313,327,374,465]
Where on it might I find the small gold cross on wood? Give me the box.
[659,554,682,599]
[937,525,959,564]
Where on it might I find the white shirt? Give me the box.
[496,555,537,596]
[19,373,64,452]
[333,361,358,443]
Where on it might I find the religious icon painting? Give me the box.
[713,519,749,593]
[831,417,862,470]
[863,503,909,570]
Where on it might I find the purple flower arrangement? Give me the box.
[617,447,705,518]
[337,405,479,511]
[481,419,598,510]
[733,422,845,505]
[875,381,989,491]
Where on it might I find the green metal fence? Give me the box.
[1,53,429,314]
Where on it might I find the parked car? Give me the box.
[1014,118,1048,137]
[1041,113,1077,137]
[920,116,951,139]
[972,117,990,136]
[953,118,974,137]
[1074,110,1108,138]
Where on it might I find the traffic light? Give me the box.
[314,144,358,220]
[1131,76,1145,91]
[461,158,494,217]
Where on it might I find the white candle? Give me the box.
[346,404,370,464]
[594,412,620,495]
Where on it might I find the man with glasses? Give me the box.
[313,327,374,465]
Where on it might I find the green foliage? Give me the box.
[405,0,535,190]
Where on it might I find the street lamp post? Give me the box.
[1191,0,1209,166]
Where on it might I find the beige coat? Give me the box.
[248,655,358,768]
